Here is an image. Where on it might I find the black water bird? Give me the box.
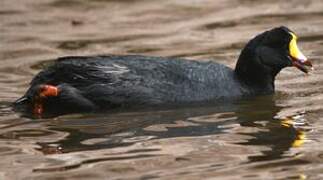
[14,26,312,116]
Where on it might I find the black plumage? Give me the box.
[13,26,311,116]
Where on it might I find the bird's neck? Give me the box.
[234,49,278,94]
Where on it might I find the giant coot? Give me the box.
[14,26,312,116]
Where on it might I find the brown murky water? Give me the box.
[1,0,323,179]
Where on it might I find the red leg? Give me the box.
[33,85,59,116]
[39,85,59,98]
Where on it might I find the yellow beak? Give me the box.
[289,32,312,73]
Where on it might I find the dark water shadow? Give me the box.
[234,96,310,162]
[20,95,309,164]
[35,102,238,154]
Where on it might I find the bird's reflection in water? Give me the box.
[38,103,237,154]
[37,95,310,163]
[235,96,310,162]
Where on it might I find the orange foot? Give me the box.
[33,85,59,116]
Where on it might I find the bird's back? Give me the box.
[30,55,244,107]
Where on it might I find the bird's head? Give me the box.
[235,26,312,89]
